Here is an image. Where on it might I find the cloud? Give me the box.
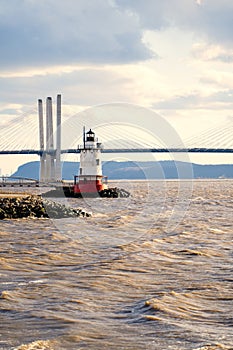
[153,92,201,110]
[0,108,20,115]
[0,66,140,106]
[0,0,154,69]
[207,89,233,104]
[115,0,233,48]
[200,71,233,89]
[192,42,233,63]
[198,0,233,46]
[1,0,232,71]
[116,0,203,29]
[153,89,233,110]
[1,1,232,118]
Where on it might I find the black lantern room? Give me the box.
[86,129,95,142]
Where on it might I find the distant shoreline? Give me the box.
[11,160,233,180]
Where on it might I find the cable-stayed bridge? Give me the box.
[0,95,232,181]
[0,148,232,155]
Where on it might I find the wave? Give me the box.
[193,344,232,350]
[144,289,232,325]
[13,339,57,350]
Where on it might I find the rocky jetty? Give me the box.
[99,187,130,198]
[43,186,130,198]
[0,195,91,219]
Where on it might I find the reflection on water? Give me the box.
[0,180,232,350]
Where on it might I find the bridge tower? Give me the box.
[38,99,46,182]
[45,97,55,182]
[56,94,62,182]
[38,94,62,183]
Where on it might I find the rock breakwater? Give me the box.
[0,195,91,219]
[43,186,130,198]
[99,187,130,198]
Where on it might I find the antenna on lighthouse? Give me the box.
[83,126,86,149]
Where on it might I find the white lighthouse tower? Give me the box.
[74,128,107,195]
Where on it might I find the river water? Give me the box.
[0,180,232,350]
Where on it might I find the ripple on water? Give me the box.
[0,180,232,349]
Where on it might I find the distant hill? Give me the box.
[12,161,233,180]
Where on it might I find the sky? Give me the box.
[0,0,233,174]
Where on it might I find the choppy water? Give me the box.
[0,180,232,350]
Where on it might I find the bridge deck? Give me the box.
[0,148,233,155]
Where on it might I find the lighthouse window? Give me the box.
[80,168,82,175]
[96,159,100,165]
[87,135,94,142]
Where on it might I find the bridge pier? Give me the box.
[56,94,62,182]
[38,95,62,183]
[38,99,46,182]
[46,97,55,182]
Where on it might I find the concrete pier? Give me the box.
[46,97,55,182]
[56,94,62,181]
[38,99,46,182]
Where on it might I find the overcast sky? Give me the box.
[0,0,233,173]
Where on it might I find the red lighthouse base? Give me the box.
[73,175,107,196]
[43,183,130,198]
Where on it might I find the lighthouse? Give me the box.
[73,128,107,196]
[45,126,130,198]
